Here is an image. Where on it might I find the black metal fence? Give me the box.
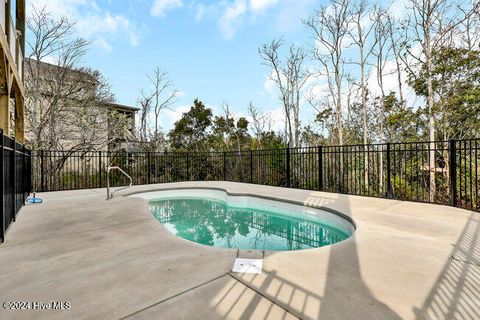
[1,130,32,243]
[32,138,480,212]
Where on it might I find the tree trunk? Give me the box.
[391,43,404,105]
[426,16,436,203]
[395,55,404,106]
[286,112,294,148]
[335,65,343,145]
[379,77,386,193]
[335,60,344,191]
[361,51,369,192]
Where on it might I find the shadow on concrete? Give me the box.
[414,212,480,320]
[226,270,322,319]
[307,193,402,319]
[212,192,402,319]
[318,234,402,319]
[215,271,296,320]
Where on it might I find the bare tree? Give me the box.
[139,67,178,151]
[348,0,378,189]
[247,102,272,149]
[459,2,480,51]
[138,92,152,143]
[402,0,478,201]
[372,7,392,193]
[385,13,405,104]
[26,5,88,149]
[26,5,127,153]
[304,0,351,145]
[220,102,249,154]
[344,74,359,129]
[259,39,310,148]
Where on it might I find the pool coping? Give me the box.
[124,186,357,230]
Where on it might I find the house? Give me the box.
[0,0,25,143]
[24,59,139,151]
[104,102,139,151]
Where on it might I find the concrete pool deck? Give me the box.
[0,182,478,319]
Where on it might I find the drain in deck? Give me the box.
[232,258,263,274]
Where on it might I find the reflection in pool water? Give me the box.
[149,197,351,251]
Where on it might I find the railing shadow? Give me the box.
[210,193,402,319]
[414,212,480,320]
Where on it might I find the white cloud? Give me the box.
[27,0,142,51]
[162,105,190,128]
[193,3,219,22]
[150,0,183,18]
[269,107,287,132]
[191,0,310,40]
[94,37,113,52]
[76,13,130,38]
[218,0,248,39]
[264,76,276,93]
[175,90,186,98]
[250,0,279,12]
[27,0,87,18]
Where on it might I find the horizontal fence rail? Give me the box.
[32,138,480,212]
[1,130,32,243]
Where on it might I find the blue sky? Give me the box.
[27,0,325,131]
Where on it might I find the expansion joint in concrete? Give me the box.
[119,273,230,319]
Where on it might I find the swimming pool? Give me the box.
[132,189,354,251]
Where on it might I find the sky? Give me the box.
[26,0,327,132]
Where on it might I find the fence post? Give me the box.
[22,145,26,202]
[98,151,102,188]
[0,129,4,243]
[12,138,16,222]
[186,153,189,181]
[250,150,253,184]
[28,149,32,194]
[147,152,151,185]
[223,152,226,181]
[318,146,323,191]
[449,140,457,207]
[40,150,44,192]
[286,148,291,188]
[386,143,392,198]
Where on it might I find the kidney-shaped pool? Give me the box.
[131,189,354,251]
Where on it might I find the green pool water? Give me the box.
[149,197,351,251]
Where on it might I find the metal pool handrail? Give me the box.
[106,166,132,200]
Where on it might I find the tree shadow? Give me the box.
[414,212,480,320]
